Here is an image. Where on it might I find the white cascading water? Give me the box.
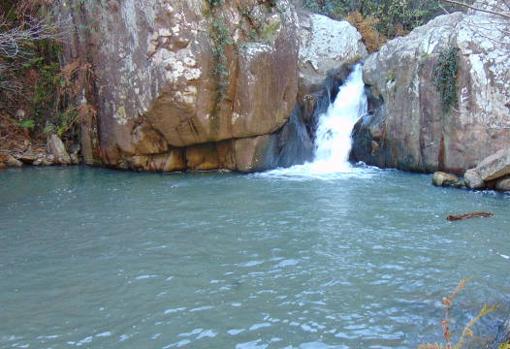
[263,64,369,179]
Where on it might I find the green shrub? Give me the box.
[433,46,459,113]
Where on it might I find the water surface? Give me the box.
[1,166,509,349]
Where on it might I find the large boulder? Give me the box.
[58,0,366,172]
[464,149,510,189]
[297,12,367,97]
[351,0,510,174]
[59,0,299,171]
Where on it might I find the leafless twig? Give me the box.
[440,0,510,20]
[0,17,60,59]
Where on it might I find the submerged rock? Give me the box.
[464,168,485,189]
[351,0,510,173]
[492,318,510,349]
[432,171,464,188]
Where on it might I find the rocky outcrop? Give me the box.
[297,12,367,98]
[351,0,510,174]
[58,1,365,172]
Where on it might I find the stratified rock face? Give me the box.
[59,1,366,172]
[351,0,510,174]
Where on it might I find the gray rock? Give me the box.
[70,153,80,165]
[298,12,367,96]
[47,134,71,165]
[17,152,37,164]
[351,0,510,173]
[432,171,463,187]
[6,155,23,167]
[464,169,485,189]
[474,149,510,182]
[495,177,510,192]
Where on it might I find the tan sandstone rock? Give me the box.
[432,171,463,187]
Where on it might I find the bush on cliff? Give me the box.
[302,0,474,50]
[0,0,81,148]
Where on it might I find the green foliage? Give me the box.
[17,39,80,140]
[433,46,459,113]
[302,0,455,38]
[19,119,35,130]
[210,16,233,102]
[207,0,223,7]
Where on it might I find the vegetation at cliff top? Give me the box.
[302,0,475,51]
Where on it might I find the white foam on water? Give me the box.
[260,64,374,181]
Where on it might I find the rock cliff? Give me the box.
[351,0,510,174]
[58,0,365,172]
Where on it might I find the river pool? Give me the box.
[1,166,509,349]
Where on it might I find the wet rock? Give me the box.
[495,177,510,192]
[432,171,463,188]
[6,154,23,167]
[47,134,71,165]
[17,152,37,164]
[464,168,485,189]
[351,0,510,173]
[472,149,510,182]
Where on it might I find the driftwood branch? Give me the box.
[447,211,494,221]
[440,0,510,20]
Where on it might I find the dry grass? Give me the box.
[418,279,497,349]
[346,11,387,53]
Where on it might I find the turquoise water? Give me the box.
[1,166,509,348]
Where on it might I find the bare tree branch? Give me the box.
[440,0,510,20]
[0,17,60,59]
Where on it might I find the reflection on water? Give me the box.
[0,167,509,348]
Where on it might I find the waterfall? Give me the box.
[262,64,370,180]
